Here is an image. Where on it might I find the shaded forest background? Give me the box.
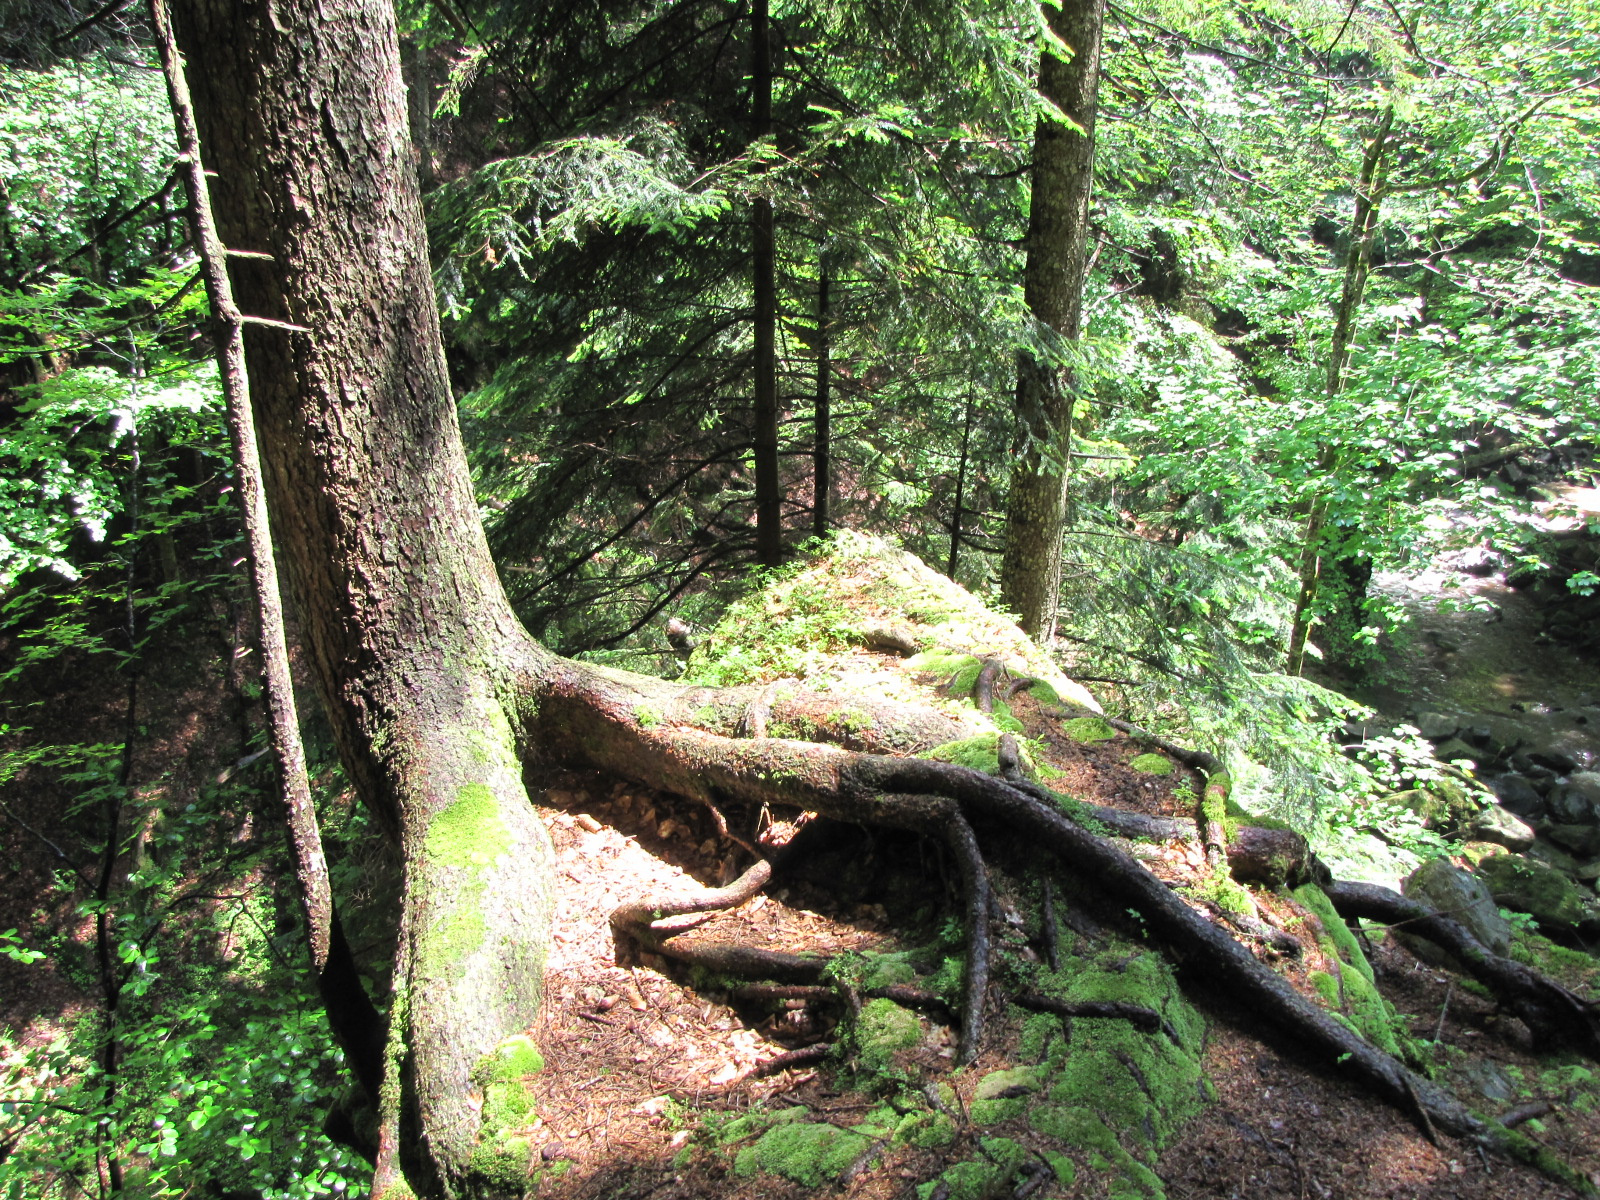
[2,0,1599,1195]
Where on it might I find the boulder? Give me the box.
[1546,777,1600,825]
[1567,770,1600,806]
[1474,854,1600,940]
[1526,744,1582,775]
[1466,803,1536,852]
[1401,858,1512,959]
[1414,711,1460,741]
[1387,789,1448,828]
[1433,738,1479,765]
[1469,718,1529,761]
[1491,774,1546,818]
[1543,823,1600,857]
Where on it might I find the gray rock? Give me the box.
[1402,858,1513,957]
[1527,744,1582,774]
[1462,1059,1517,1103]
[1546,781,1600,826]
[1458,547,1501,577]
[1492,773,1546,817]
[1566,771,1600,805]
[1544,823,1600,857]
[1466,803,1537,852]
[1433,738,1479,765]
[1415,711,1460,741]
[1475,718,1530,760]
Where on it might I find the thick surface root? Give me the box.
[1325,879,1600,1059]
[535,661,1600,1180]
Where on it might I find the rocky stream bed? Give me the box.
[1331,484,1600,947]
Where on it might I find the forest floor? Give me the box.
[4,541,1600,1198]
[512,757,1600,1200]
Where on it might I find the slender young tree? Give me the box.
[999,0,1106,638]
[751,0,783,566]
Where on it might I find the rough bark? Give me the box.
[999,0,1105,637]
[153,0,383,1097]
[166,0,554,1191]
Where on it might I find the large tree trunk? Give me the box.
[999,0,1105,637]
[166,0,555,1191]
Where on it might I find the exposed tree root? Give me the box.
[947,806,992,1064]
[538,663,1600,1183]
[1192,898,1303,959]
[744,1043,833,1079]
[1040,876,1061,971]
[973,657,1007,713]
[1009,989,1169,1037]
[1324,879,1600,1059]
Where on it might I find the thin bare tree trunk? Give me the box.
[152,0,384,1097]
[752,0,782,566]
[813,266,830,540]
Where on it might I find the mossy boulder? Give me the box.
[1400,857,1512,961]
[970,1066,1040,1125]
[1475,854,1600,940]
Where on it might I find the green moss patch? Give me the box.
[420,784,514,974]
[919,1138,1031,1200]
[854,997,923,1071]
[981,945,1208,1198]
[970,1066,1039,1125]
[734,1122,871,1187]
[1293,884,1412,1059]
[1128,753,1174,775]
[922,734,1004,775]
[1062,716,1117,743]
[907,649,985,697]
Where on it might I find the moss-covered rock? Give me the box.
[970,1066,1040,1125]
[1476,854,1600,940]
